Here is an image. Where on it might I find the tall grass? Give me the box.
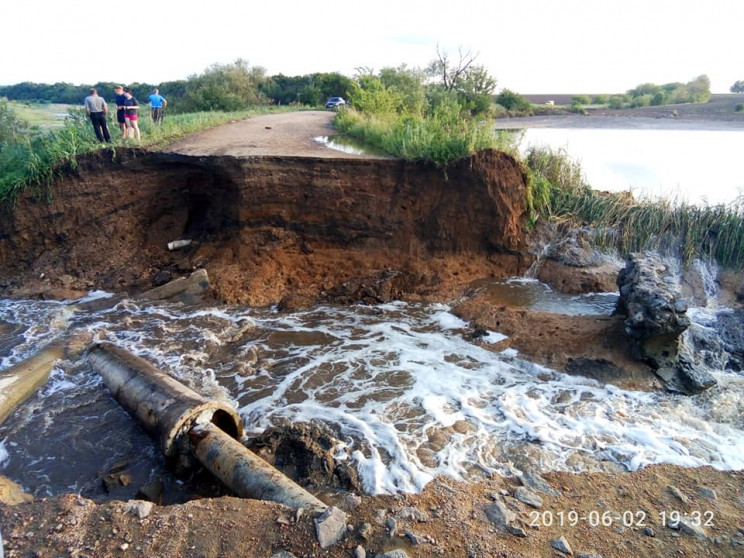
[525,145,744,269]
[0,105,291,203]
[334,105,509,166]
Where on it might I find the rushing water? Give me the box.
[1,287,743,501]
[513,127,744,206]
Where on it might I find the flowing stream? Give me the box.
[1,285,743,501]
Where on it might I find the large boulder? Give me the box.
[615,253,715,393]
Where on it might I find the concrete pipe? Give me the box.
[0,345,64,425]
[87,342,243,462]
[190,422,328,513]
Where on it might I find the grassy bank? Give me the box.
[0,105,292,203]
[526,146,744,269]
[333,106,511,167]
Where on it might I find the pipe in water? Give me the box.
[190,422,328,513]
[87,342,243,464]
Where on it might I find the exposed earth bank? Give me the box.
[1,111,743,557]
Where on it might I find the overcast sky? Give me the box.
[2,0,741,94]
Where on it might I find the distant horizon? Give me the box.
[2,0,742,96]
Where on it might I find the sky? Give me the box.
[2,0,742,94]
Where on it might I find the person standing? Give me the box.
[122,88,141,141]
[114,85,127,139]
[83,88,111,142]
[148,88,167,124]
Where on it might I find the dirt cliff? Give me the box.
[0,148,529,305]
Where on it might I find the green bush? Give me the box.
[591,95,609,105]
[571,95,591,105]
[609,95,626,109]
[495,89,532,112]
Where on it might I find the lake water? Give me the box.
[512,127,744,207]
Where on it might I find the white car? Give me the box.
[325,97,347,109]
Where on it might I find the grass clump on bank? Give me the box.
[525,145,744,269]
[0,101,289,203]
[334,103,504,165]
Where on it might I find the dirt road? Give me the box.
[163,110,385,158]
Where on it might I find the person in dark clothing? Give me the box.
[114,85,127,139]
[122,88,141,141]
[83,88,111,142]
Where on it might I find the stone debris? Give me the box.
[551,535,573,555]
[353,545,366,558]
[124,500,153,520]
[513,486,543,508]
[667,485,688,503]
[519,472,560,497]
[313,506,347,549]
[395,506,429,522]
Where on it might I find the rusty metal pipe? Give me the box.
[190,422,328,513]
[87,342,243,461]
[88,342,327,511]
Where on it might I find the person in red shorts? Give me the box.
[122,88,141,141]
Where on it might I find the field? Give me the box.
[9,101,73,129]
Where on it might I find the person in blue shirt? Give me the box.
[148,89,167,124]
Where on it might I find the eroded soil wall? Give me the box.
[0,148,529,304]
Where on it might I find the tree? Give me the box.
[181,59,269,112]
[426,46,497,116]
[731,80,744,93]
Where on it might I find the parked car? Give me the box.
[325,97,347,110]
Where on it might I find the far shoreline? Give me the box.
[493,113,744,131]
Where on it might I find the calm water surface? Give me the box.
[514,128,744,206]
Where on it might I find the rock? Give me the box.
[314,506,348,549]
[645,526,655,537]
[271,552,298,558]
[616,253,718,393]
[125,500,153,519]
[345,493,362,510]
[137,269,213,305]
[699,487,717,499]
[715,309,744,371]
[385,517,398,536]
[667,485,688,504]
[513,486,543,508]
[358,522,373,540]
[245,422,362,493]
[379,550,410,558]
[276,293,316,312]
[520,472,560,497]
[0,474,33,504]
[404,529,424,545]
[551,535,573,555]
[151,270,172,287]
[136,478,164,504]
[564,358,629,385]
[395,506,429,522]
[678,516,708,540]
[485,500,517,532]
[353,546,366,558]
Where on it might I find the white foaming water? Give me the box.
[1,293,743,497]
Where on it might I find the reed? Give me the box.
[526,145,744,269]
